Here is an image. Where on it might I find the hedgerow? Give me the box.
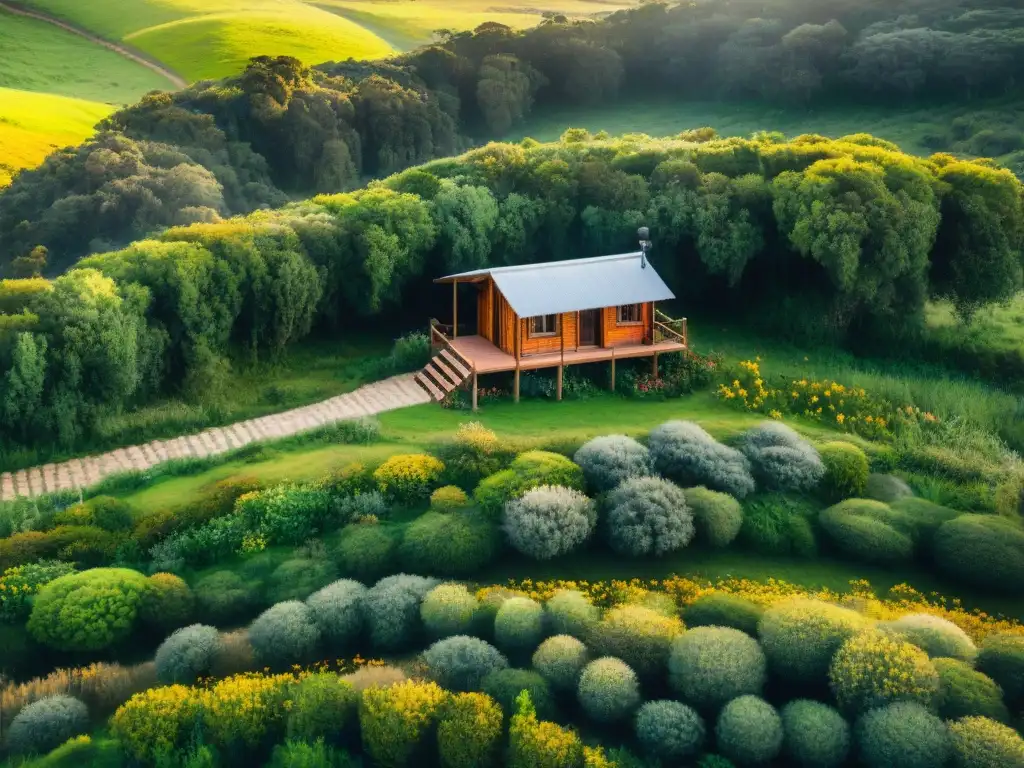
[647,421,755,498]
[604,476,695,556]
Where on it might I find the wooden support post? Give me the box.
[557,318,564,401]
[653,351,659,378]
[472,370,478,412]
[514,314,521,404]
[452,280,458,338]
[610,347,616,392]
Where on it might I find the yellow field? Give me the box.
[0,87,113,188]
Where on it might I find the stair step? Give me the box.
[430,356,464,387]
[415,372,445,401]
[423,363,457,393]
[440,348,470,378]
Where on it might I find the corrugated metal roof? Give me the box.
[437,252,675,317]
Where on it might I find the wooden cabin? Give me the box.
[415,250,688,408]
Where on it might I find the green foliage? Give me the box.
[287,674,358,746]
[830,629,940,714]
[359,680,448,768]
[6,695,89,756]
[336,523,398,582]
[545,590,600,639]
[248,601,322,668]
[503,486,595,560]
[267,739,353,768]
[267,558,339,604]
[668,626,767,711]
[400,511,499,576]
[28,567,151,651]
[193,570,258,625]
[437,692,502,768]
[591,604,683,678]
[237,484,333,546]
[421,583,479,639]
[508,690,583,768]
[865,474,913,503]
[59,496,133,532]
[647,421,755,498]
[306,579,367,652]
[682,593,764,637]
[374,454,445,504]
[738,422,825,492]
[604,476,695,556]
[363,574,439,652]
[576,657,641,723]
[429,486,470,513]
[780,700,850,768]
[573,435,651,494]
[155,624,223,684]
[474,451,584,518]
[494,596,545,654]
[948,716,1024,768]
[634,700,705,761]
[423,635,509,692]
[818,499,914,564]
[739,494,819,557]
[0,560,76,622]
[532,634,589,692]
[483,669,556,722]
[933,514,1024,593]
[934,658,1010,723]
[758,598,869,682]
[977,633,1024,705]
[139,572,195,632]
[683,486,743,547]
[389,332,431,374]
[430,423,508,492]
[855,702,950,768]
[715,695,783,766]
[883,613,977,662]
[818,442,869,501]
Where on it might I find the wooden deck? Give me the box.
[447,335,687,374]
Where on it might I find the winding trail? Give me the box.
[0,1,186,89]
[0,373,431,501]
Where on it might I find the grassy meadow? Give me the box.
[0,88,113,188]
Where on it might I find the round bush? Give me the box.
[865,473,913,502]
[684,486,743,547]
[605,476,695,556]
[934,514,1024,593]
[532,634,589,692]
[423,635,509,692]
[494,596,545,654]
[421,583,479,639]
[882,613,977,662]
[669,626,767,711]
[373,453,445,503]
[757,598,869,682]
[545,589,599,639]
[482,668,556,721]
[634,700,705,761]
[780,699,850,768]
[715,695,783,766]
[86,496,134,532]
[306,578,367,651]
[267,558,339,603]
[502,486,595,560]
[400,510,499,576]
[437,692,503,768]
[934,658,1010,722]
[738,493,819,557]
[818,499,914,564]
[591,604,683,678]
[286,672,358,745]
[193,570,258,624]
[647,420,755,498]
[739,422,825,492]
[336,524,398,582]
[889,497,961,544]
[363,573,439,652]
[248,600,322,667]
[818,442,869,500]
[830,629,940,714]
[6,695,89,756]
[28,568,151,652]
[977,633,1024,705]
[948,716,1024,768]
[855,702,950,768]
[155,624,224,684]
[683,593,764,637]
[139,572,195,632]
[577,657,641,723]
[430,485,470,512]
[474,451,585,518]
[573,435,651,494]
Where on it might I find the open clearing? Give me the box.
[0,87,113,188]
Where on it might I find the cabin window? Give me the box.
[617,304,642,324]
[528,314,559,337]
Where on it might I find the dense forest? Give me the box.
[1,0,1022,272]
[0,132,1021,452]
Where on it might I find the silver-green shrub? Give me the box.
[668,626,766,710]
[6,695,89,756]
[494,596,545,654]
[738,421,824,492]
[780,699,850,768]
[532,634,589,692]
[634,700,705,761]
[855,702,950,768]
[422,635,508,691]
[715,695,783,766]
[577,657,641,723]
[305,578,366,651]
[502,486,595,560]
[421,583,479,639]
[248,601,322,667]
[605,476,695,556]
[573,435,651,493]
[154,624,223,684]
[362,573,439,652]
[647,420,755,498]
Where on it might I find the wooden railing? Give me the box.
[653,309,688,347]
[428,319,472,371]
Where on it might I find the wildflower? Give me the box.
[836,413,845,424]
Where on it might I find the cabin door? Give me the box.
[579,309,600,347]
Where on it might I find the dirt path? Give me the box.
[0,373,431,501]
[0,1,187,90]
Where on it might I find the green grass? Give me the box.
[0,12,172,103]
[926,294,1024,365]
[0,87,113,188]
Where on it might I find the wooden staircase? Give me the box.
[415,346,472,402]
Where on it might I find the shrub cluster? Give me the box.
[830,629,940,714]
[647,421,755,498]
[475,451,584,518]
[739,422,825,492]
[604,476,695,556]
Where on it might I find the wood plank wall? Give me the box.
[520,312,579,356]
[476,281,493,342]
[601,302,651,347]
